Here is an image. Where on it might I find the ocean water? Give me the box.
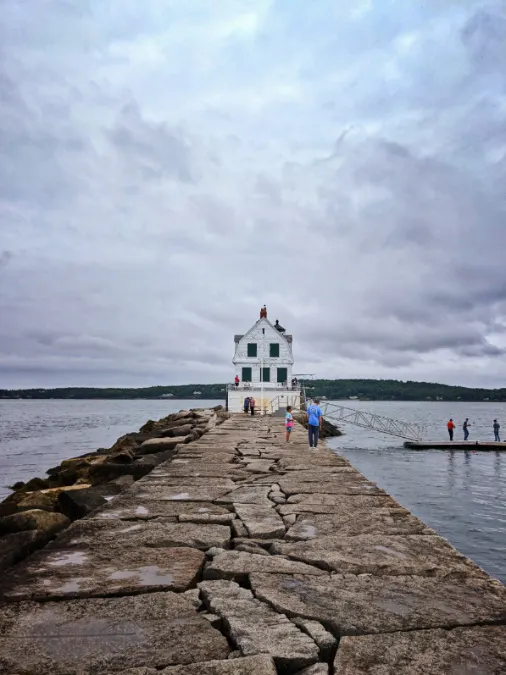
[0,398,505,584]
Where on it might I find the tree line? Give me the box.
[1,379,506,401]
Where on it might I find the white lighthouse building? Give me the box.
[227,306,302,414]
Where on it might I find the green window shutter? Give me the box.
[277,367,288,383]
[242,367,252,382]
[262,367,270,382]
[269,343,280,357]
[247,343,257,357]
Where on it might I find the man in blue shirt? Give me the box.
[306,399,323,449]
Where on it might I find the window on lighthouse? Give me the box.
[247,343,257,357]
[242,367,252,382]
[269,343,280,357]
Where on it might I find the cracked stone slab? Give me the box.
[203,550,326,581]
[278,496,401,516]
[243,460,275,473]
[0,591,229,674]
[217,486,272,505]
[94,500,233,522]
[279,469,361,482]
[334,625,506,674]
[285,511,434,539]
[250,572,506,635]
[149,466,247,479]
[1,546,205,600]
[277,457,351,470]
[160,655,278,674]
[271,534,487,577]
[279,480,382,497]
[51,518,231,551]
[294,665,329,675]
[131,486,233,502]
[234,503,286,539]
[140,477,237,488]
[291,618,336,660]
[199,580,319,672]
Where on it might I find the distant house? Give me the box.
[193,391,202,395]
[161,393,174,398]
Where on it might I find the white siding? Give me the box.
[233,318,293,387]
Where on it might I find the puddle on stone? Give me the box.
[104,496,115,502]
[170,492,190,500]
[108,566,174,586]
[55,578,93,594]
[373,545,408,559]
[48,552,88,566]
[135,506,149,516]
[297,522,318,539]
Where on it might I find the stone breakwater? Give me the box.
[0,416,505,674]
[0,406,227,573]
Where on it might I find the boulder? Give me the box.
[0,530,50,572]
[138,438,180,454]
[16,492,55,512]
[10,476,50,494]
[109,475,135,491]
[167,424,194,438]
[88,460,153,484]
[135,454,162,469]
[58,487,107,520]
[0,509,70,537]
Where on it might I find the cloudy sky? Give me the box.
[1,0,506,389]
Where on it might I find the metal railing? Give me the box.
[318,401,424,441]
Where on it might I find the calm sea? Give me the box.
[0,399,505,584]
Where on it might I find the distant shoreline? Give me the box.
[2,378,506,402]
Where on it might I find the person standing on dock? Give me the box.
[249,397,256,416]
[447,418,455,441]
[493,419,501,442]
[306,398,323,449]
[463,418,471,441]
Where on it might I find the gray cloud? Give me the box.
[1,0,506,389]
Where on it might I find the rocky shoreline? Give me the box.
[0,406,228,573]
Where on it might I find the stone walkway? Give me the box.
[1,416,506,674]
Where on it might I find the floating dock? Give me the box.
[0,414,506,673]
[404,440,506,450]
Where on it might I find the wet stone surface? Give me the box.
[250,572,506,635]
[1,545,205,600]
[0,591,230,674]
[334,625,506,674]
[49,517,231,551]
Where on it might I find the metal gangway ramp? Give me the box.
[318,401,424,441]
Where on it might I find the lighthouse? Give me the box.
[227,306,301,414]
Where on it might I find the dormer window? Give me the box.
[247,343,257,357]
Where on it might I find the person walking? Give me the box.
[306,398,323,449]
[447,419,455,441]
[463,418,471,441]
[285,405,294,442]
[493,419,501,442]
[249,397,256,416]
[243,397,250,414]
